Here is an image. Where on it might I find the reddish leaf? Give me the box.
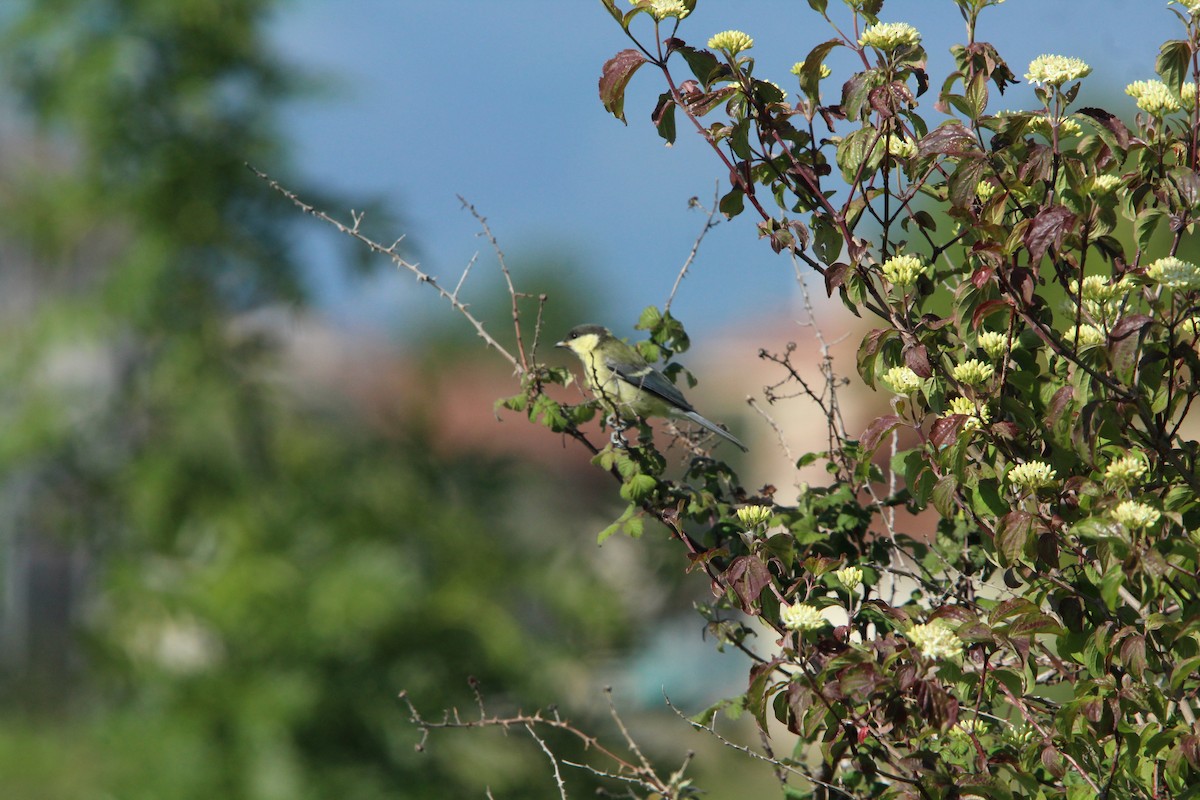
[1078,106,1131,149]
[1181,734,1200,769]
[989,421,1019,440]
[837,663,883,702]
[861,414,902,455]
[1009,267,1037,305]
[1120,634,1147,678]
[1109,313,1153,341]
[824,262,851,296]
[1024,205,1076,263]
[917,121,981,158]
[1006,611,1064,637]
[904,342,933,377]
[970,297,1013,330]
[1046,385,1074,426]
[599,49,647,123]
[1041,746,1066,779]
[970,265,994,288]
[994,511,1033,566]
[724,555,772,614]
[931,415,967,448]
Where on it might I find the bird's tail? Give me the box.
[681,410,748,452]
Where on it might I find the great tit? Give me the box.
[556,324,748,452]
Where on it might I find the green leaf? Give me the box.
[599,49,648,123]
[798,39,842,102]
[677,45,724,88]
[836,125,883,183]
[620,473,658,502]
[652,91,676,144]
[993,511,1032,567]
[531,394,568,431]
[969,479,1007,518]
[494,393,527,413]
[599,504,642,543]
[932,474,958,517]
[1157,39,1191,93]
[719,187,745,218]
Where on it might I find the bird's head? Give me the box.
[556,324,611,358]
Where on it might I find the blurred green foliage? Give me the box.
[0,1,636,797]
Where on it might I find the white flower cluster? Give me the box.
[1112,500,1161,531]
[1068,274,1125,324]
[946,397,990,431]
[977,331,1008,360]
[735,505,773,528]
[1147,256,1200,291]
[975,180,999,201]
[882,254,926,288]
[634,0,690,21]
[834,566,863,591]
[790,61,832,79]
[882,365,922,395]
[886,135,918,158]
[952,359,995,386]
[1126,80,1181,115]
[1024,54,1091,87]
[858,22,921,51]
[1007,461,1057,491]
[1028,115,1082,138]
[907,621,962,660]
[781,603,827,632]
[707,30,754,56]
[1064,324,1106,347]
[1105,452,1148,486]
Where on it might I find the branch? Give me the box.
[248,164,521,372]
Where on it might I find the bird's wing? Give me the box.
[604,355,695,412]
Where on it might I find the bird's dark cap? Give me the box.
[556,324,611,347]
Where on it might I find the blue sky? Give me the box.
[272,0,1180,341]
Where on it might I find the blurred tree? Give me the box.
[0,1,636,798]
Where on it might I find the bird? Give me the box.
[556,324,747,452]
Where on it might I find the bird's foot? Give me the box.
[606,414,631,449]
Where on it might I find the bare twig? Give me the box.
[665,185,722,314]
[248,165,522,372]
[525,722,570,800]
[458,195,533,371]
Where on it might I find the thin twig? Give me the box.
[459,194,532,371]
[248,165,522,371]
[525,723,570,800]
[665,185,722,314]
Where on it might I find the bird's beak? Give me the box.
[555,339,568,349]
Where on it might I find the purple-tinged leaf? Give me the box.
[1024,205,1076,263]
[1078,107,1131,151]
[861,414,902,455]
[825,261,854,298]
[970,297,1013,330]
[917,121,981,158]
[989,421,1020,440]
[599,49,647,123]
[1046,386,1074,426]
[993,510,1032,566]
[931,415,967,449]
[724,556,772,614]
[904,342,933,377]
[1109,313,1153,341]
